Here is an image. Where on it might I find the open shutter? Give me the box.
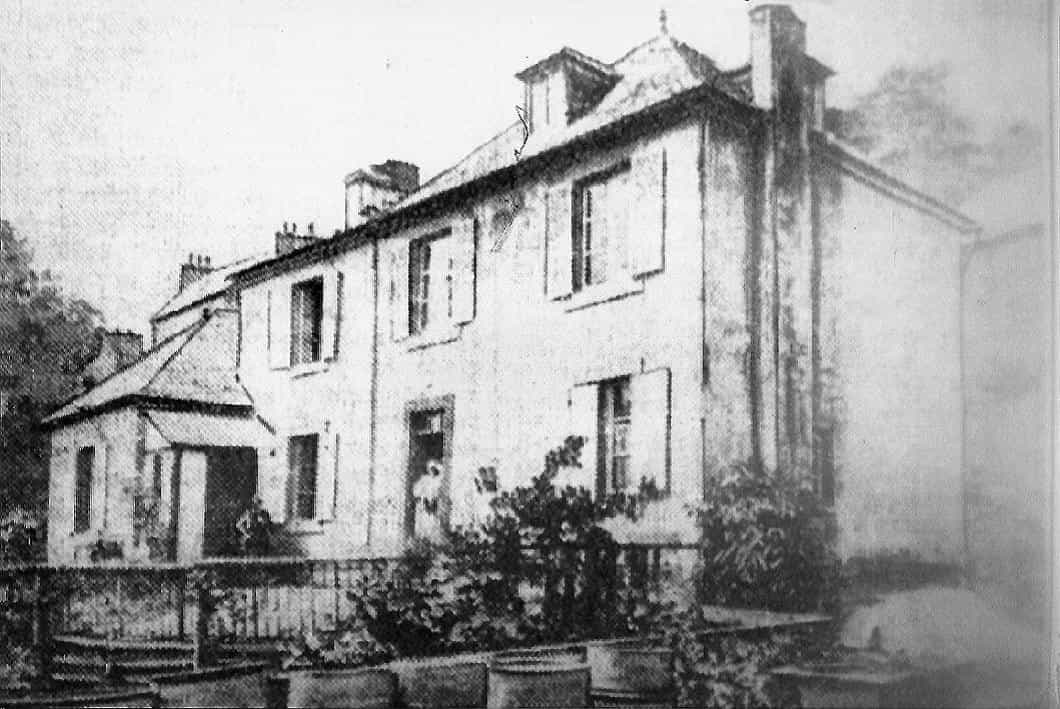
[568,384,598,491]
[390,247,410,340]
[261,447,287,524]
[321,271,342,360]
[630,368,671,491]
[316,432,338,521]
[546,184,573,299]
[92,444,108,529]
[451,218,476,324]
[629,148,666,277]
[269,286,291,369]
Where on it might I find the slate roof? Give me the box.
[153,253,271,323]
[45,310,250,425]
[406,32,748,209]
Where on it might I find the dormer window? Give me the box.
[516,47,619,133]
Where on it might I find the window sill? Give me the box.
[563,277,644,312]
[404,324,462,351]
[288,359,331,379]
[285,519,329,535]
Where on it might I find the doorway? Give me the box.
[405,396,454,538]
[202,447,259,557]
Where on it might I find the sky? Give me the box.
[0,0,1053,335]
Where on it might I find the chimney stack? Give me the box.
[179,252,214,292]
[274,221,322,256]
[344,159,420,230]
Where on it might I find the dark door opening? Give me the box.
[203,447,258,557]
[406,405,451,538]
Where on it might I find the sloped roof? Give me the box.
[45,310,250,425]
[145,410,273,448]
[153,253,271,323]
[406,31,746,209]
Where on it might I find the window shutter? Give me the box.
[451,219,476,324]
[629,148,666,277]
[321,271,342,360]
[92,445,108,529]
[316,432,338,521]
[630,368,670,491]
[390,247,410,340]
[546,184,573,299]
[269,286,291,368]
[261,449,287,524]
[568,384,598,491]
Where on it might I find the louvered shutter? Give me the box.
[607,173,631,273]
[629,148,666,277]
[546,184,573,299]
[316,432,338,521]
[92,444,108,529]
[269,286,291,368]
[568,384,598,491]
[630,368,671,491]
[390,247,410,340]
[451,219,476,324]
[260,447,287,523]
[321,271,342,360]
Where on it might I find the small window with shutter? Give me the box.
[572,164,630,292]
[404,223,475,338]
[288,434,319,520]
[74,446,94,533]
[290,277,324,365]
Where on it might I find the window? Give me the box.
[290,278,324,365]
[408,230,453,335]
[598,377,632,494]
[573,169,628,292]
[288,434,319,520]
[74,447,94,533]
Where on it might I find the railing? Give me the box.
[0,543,697,671]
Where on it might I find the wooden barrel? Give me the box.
[586,639,675,708]
[487,661,591,708]
[267,668,397,709]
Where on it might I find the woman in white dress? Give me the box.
[412,459,445,542]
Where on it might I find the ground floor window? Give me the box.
[598,377,632,494]
[288,434,319,520]
[74,446,94,533]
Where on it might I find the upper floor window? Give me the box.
[546,149,667,301]
[74,446,94,533]
[290,277,324,365]
[390,220,476,341]
[288,434,319,520]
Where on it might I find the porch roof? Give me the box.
[145,410,274,449]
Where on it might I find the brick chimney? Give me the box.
[344,160,420,230]
[749,5,832,128]
[178,253,213,292]
[275,221,322,256]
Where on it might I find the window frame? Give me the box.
[408,228,452,336]
[572,161,630,294]
[289,277,325,366]
[74,446,94,533]
[288,434,320,521]
[596,376,632,496]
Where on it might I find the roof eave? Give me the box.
[43,395,254,431]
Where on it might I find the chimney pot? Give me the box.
[308,222,314,235]
[292,222,297,234]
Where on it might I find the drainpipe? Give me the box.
[697,116,709,502]
[366,237,381,548]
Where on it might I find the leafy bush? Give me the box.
[695,460,837,612]
[0,508,42,563]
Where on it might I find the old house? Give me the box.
[46,5,979,568]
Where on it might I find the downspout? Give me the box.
[697,116,709,502]
[366,237,381,548]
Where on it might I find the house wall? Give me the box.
[239,246,378,556]
[961,227,1049,622]
[817,159,968,563]
[47,407,140,564]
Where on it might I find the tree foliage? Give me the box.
[0,219,102,522]
[826,63,1042,205]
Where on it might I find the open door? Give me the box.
[202,447,259,557]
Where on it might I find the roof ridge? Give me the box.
[141,316,212,395]
[413,120,523,196]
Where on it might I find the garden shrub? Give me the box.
[0,508,43,563]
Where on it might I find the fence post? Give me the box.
[192,569,210,669]
[32,567,53,682]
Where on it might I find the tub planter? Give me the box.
[390,658,488,708]
[491,645,586,666]
[266,667,398,709]
[771,660,934,708]
[487,657,591,709]
[149,662,270,708]
[586,639,675,708]
[2,686,159,708]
